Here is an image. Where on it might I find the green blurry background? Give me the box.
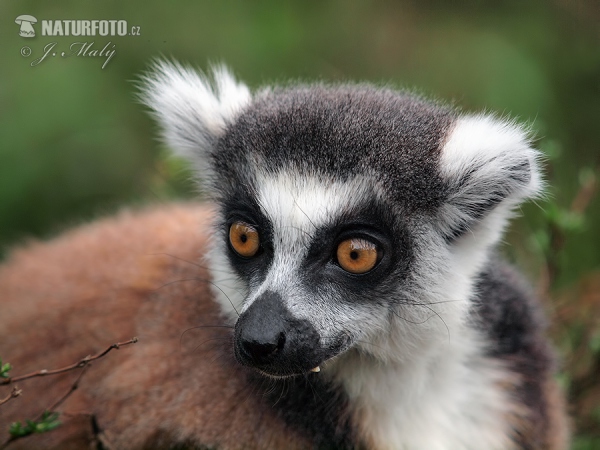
[1,0,599,446]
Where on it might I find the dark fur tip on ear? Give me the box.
[137,59,251,173]
[437,115,544,242]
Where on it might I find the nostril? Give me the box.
[241,332,286,364]
[276,331,286,351]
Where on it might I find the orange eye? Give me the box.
[229,222,260,258]
[336,238,379,274]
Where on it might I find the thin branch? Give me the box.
[45,365,89,416]
[0,337,138,386]
[0,367,90,449]
[0,340,135,449]
[0,388,21,407]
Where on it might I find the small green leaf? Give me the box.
[1,361,12,378]
[40,412,60,432]
[8,412,61,438]
[9,421,32,438]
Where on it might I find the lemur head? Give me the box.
[142,62,542,377]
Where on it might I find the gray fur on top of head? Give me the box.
[214,84,456,211]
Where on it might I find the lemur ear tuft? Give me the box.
[139,60,251,174]
[437,115,543,242]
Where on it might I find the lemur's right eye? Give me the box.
[336,238,379,274]
[229,222,260,258]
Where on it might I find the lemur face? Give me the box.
[142,63,542,377]
[210,88,451,376]
[222,173,413,376]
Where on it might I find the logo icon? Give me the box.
[15,15,37,38]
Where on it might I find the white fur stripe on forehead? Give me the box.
[140,60,250,173]
[257,171,373,237]
[438,115,542,239]
[239,172,373,313]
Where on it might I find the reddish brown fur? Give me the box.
[0,204,309,449]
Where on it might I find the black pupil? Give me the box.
[350,250,359,260]
[240,233,248,243]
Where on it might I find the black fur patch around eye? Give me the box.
[300,197,413,304]
[220,190,274,283]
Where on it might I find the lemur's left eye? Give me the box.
[229,222,260,257]
[336,238,379,274]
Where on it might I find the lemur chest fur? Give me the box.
[329,329,520,450]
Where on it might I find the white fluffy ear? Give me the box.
[437,115,543,244]
[139,60,251,174]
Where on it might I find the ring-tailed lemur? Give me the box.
[0,61,568,449]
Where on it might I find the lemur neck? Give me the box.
[325,326,518,450]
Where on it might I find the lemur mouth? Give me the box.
[240,354,328,378]
[254,366,321,379]
[236,337,352,379]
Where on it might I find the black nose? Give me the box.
[236,291,289,365]
[234,291,322,375]
[240,331,286,364]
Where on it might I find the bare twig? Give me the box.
[45,365,89,417]
[0,337,138,386]
[0,337,137,450]
[1,367,90,449]
[0,388,21,407]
